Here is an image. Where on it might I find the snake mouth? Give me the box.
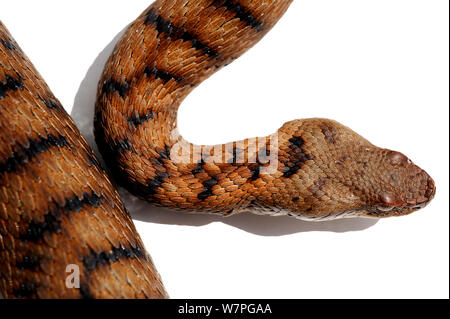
[364,175,436,218]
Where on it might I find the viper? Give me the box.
[95,0,434,219]
[0,22,167,298]
[0,0,436,299]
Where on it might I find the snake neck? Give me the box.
[95,0,294,213]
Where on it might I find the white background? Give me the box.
[1,0,448,298]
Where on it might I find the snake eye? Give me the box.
[387,151,409,167]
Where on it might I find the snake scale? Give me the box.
[1,0,436,299]
[0,22,167,298]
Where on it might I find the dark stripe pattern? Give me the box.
[0,134,68,177]
[128,111,154,127]
[248,164,260,181]
[146,171,169,196]
[16,256,41,271]
[79,283,92,299]
[83,244,145,273]
[1,38,16,51]
[21,192,101,242]
[0,73,23,99]
[282,136,313,178]
[213,0,263,30]
[117,146,172,197]
[42,97,62,110]
[155,145,171,163]
[144,66,185,84]
[191,159,205,175]
[198,177,218,200]
[79,244,146,299]
[144,8,219,58]
[101,79,130,98]
[13,282,37,298]
[103,147,171,199]
[109,138,132,154]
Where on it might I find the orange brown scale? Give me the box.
[0,22,167,298]
[95,0,435,219]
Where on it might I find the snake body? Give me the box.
[0,0,437,299]
[95,0,435,220]
[0,22,167,298]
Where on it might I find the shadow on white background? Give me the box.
[70,27,378,237]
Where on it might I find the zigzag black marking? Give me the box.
[109,139,132,154]
[0,73,23,99]
[42,97,62,110]
[79,283,92,299]
[152,145,171,165]
[82,244,145,273]
[78,244,146,299]
[13,282,37,298]
[128,111,154,127]
[87,154,100,167]
[249,164,260,181]
[110,170,166,199]
[101,79,130,98]
[289,136,305,149]
[0,134,68,177]
[144,8,219,58]
[158,145,171,160]
[282,136,313,178]
[111,144,170,198]
[198,177,218,200]
[144,66,185,84]
[1,38,16,51]
[146,171,169,196]
[16,256,41,271]
[191,158,206,175]
[119,146,172,197]
[20,192,101,242]
[214,0,263,30]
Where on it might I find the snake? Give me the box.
[0,0,436,299]
[0,22,167,298]
[95,0,434,220]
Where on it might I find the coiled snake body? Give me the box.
[96,0,434,219]
[0,23,167,298]
[0,0,436,298]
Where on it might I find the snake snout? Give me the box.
[374,157,436,217]
[408,174,436,209]
[399,174,435,216]
[403,162,436,208]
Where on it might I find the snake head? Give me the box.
[313,119,436,218]
[279,119,436,219]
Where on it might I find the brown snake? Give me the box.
[0,23,167,298]
[0,0,436,299]
[96,0,434,219]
